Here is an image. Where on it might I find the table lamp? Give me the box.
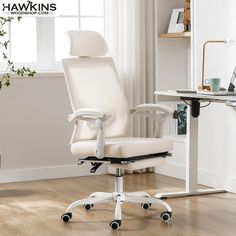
[201,39,235,90]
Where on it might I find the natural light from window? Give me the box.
[55,0,105,61]
[80,0,104,16]
[0,0,105,71]
[11,17,37,62]
[55,18,79,61]
[59,0,79,15]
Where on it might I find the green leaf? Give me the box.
[10,65,15,72]
[3,40,10,49]
[16,69,21,76]
[4,80,10,87]
[6,17,14,22]
[0,30,7,37]
[2,52,7,59]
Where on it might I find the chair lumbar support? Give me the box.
[61,168,172,230]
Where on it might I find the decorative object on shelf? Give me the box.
[201,39,235,90]
[0,17,36,90]
[184,0,191,32]
[168,8,185,33]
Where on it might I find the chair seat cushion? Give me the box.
[71,137,173,158]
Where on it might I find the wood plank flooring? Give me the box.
[0,173,236,236]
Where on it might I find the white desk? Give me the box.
[154,91,236,199]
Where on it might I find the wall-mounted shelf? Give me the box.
[159,32,191,39]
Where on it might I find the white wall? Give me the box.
[194,0,236,192]
[156,0,189,91]
[0,76,106,183]
[155,0,188,182]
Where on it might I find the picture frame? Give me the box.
[168,8,185,33]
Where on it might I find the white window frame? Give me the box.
[0,0,105,73]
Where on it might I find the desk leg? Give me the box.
[186,105,198,193]
[155,105,226,199]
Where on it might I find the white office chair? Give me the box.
[61,31,174,230]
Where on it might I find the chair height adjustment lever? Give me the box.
[90,162,103,173]
[77,160,85,165]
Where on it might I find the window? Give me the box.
[0,0,105,72]
[55,0,105,61]
[11,17,37,62]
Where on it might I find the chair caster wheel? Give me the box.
[61,212,72,223]
[160,211,172,222]
[141,203,152,209]
[109,220,121,230]
[83,204,94,211]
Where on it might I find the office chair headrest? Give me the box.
[67,31,108,57]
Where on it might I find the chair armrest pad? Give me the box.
[135,104,174,115]
[68,108,108,122]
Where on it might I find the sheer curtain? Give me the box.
[105,0,156,137]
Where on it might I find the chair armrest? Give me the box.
[68,108,108,122]
[131,103,174,138]
[134,104,174,116]
[131,104,174,119]
[68,108,111,159]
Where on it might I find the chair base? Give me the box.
[61,170,172,230]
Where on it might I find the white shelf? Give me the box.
[159,32,191,39]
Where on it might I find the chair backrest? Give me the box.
[62,31,130,141]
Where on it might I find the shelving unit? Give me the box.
[155,0,192,91]
[155,0,192,145]
[159,32,191,39]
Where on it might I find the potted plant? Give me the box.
[0,16,36,90]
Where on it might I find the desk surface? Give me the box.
[155,90,236,103]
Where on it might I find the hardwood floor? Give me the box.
[0,173,236,236]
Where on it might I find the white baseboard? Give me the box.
[155,162,236,193]
[0,163,107,183]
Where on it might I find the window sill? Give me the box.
[0,71,64,79]
[34,71,64,79]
